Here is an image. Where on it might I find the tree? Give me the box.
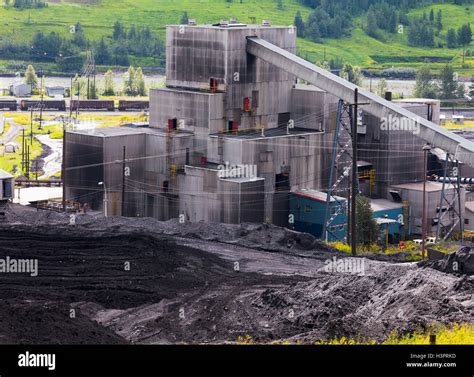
[458,24,473,63]
[365,9,379,39]
[414,65,437,99]
[57,40,82,73]
[180,11,189,25]
[135,67,146,96]
[103,69,115,96]
[456,83,466,99]
[356,195,378,246]
[294,11,305,37]
[408,18,435,47]
[113,20,124,40]
[340,63,362,86]
[123,66,136,96]
[436,9,442,31]
[24,64,38,89]
[317,60,330,71]
[429,9,434,23]
[446,28,458,48]
[277,0,283,10]
[71,22,87,48]
[469,76,474,98]
[128,25,137,40]
[113,45,129,66]
[438,64,458,100]
[95,37,111,65]
[376,78,388,97]
[304,14,321,42]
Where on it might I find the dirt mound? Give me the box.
[1,207,472,344]
[0,300,125,345]
[421,247,474,275]
[248,263,473,343]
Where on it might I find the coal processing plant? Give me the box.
[64,19,474,243]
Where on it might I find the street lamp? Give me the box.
[98,181,108,218]
[422,144,432,259]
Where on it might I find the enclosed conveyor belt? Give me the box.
[246,36,474,167]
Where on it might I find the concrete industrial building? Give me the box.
[65,20,472,239]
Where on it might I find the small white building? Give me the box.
[46,86,66,97]
[9,83,32,97]
[465,202,474,231]
[452,115,465,125]
[0,169,14,201]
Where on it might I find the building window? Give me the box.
[465,218,470,225]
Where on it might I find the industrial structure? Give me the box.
[65,20,474,241]
[0,168,14,215]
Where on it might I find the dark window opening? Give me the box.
[210,78,217,92]
[389,191,402,203]
[278,112,291,128]
[168,118,177,130]
[227,121,238,133]
[3,179,12,198]
[275,173,290,192]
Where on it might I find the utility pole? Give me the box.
[422,144,432,259]
[21,128,25,172]
[121,146,126,216]
[30,108,33,145]
[25,145,30,179]
[62,118,67,212]
[351,88,359,256]
[70,77,74,120]
[39,91,44,131]
[76,81,80,119]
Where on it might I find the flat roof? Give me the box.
[68,126,191,138]
[292,189,346,203]
[211,127,322,140]
[466,202,474,213]
[0,169,13,179]
[68,127,144,138]
[168,24,291,30]
[371,198,403,212]
[151,87,225,96]
[394,98,440,105]
[392,182,444,192]
[220,176,265,183]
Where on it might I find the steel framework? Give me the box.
[323,99,354,242]
[436,153,464,241]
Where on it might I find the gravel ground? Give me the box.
[0,204,472,344]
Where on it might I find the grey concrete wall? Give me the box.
[65,132,104,210]
[392,184,465,236]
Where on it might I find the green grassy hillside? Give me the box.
[0,0,473,75]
